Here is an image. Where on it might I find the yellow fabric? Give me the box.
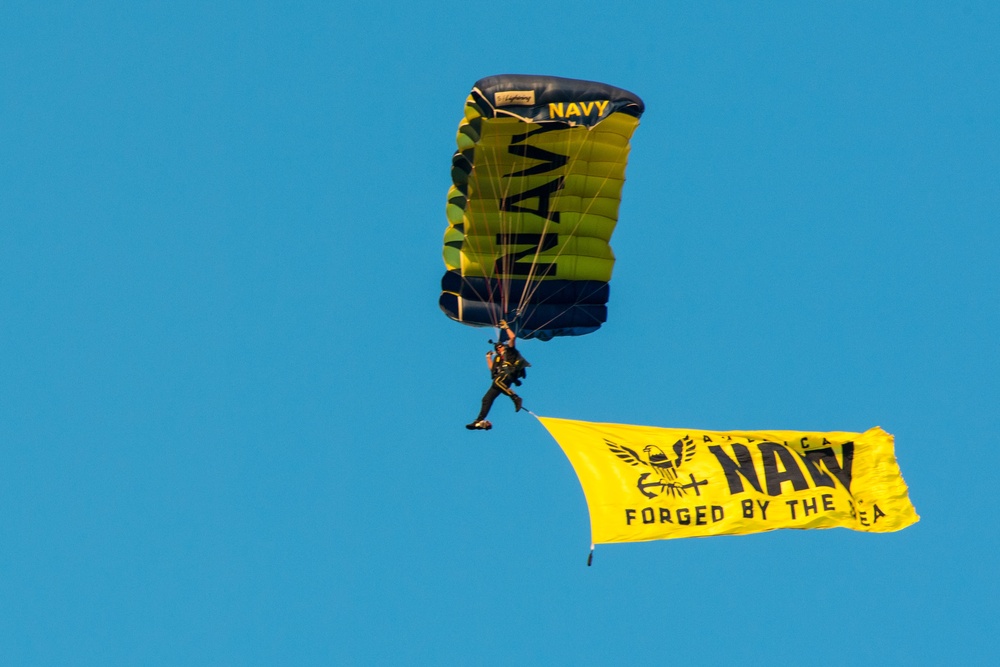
[442,103,640,283]
[538,417,919,544]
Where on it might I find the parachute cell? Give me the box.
[439,74,644,341]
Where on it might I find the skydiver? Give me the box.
[466,320,529,430]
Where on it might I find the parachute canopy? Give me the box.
[439,74,644,341]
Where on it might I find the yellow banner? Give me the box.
[538,417,919,544]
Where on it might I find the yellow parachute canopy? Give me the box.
[439,75,644,341]
[538,416,919,546]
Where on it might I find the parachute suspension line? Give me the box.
[515,124,634,328]
[498,121,526,326]
[512,122,586,326]
[470,89,507,328]
[512,123,574,321]
[453,120,496,327]
[492,126,513,329]
[472,112,520,328]
[460,111,508,330]
[481,116,621,336]
[499,119,542,332]
[512,139,578,326]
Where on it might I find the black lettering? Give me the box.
[859,510,869,526]
[499,177,565,222]
[659,508,672,523]
[493,232,558,276]
[760,442,810,496]
[802,497,818,516]
[504,142,568,177]
[642,507,655,524]
[677,508,691,525]
[625,509,636,525]
[757,500,770,520]
[712,505,724,522]
[799,445,855,491]
[786,499,799,519]
[708,444,762,494]
[821,494,835,512]
[695,506,707,525]
[872,504,886,523]
[798,452,835,488]
[742,499,754,518]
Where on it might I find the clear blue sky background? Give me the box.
[2,2,997,664]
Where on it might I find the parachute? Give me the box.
[439,75,644,341]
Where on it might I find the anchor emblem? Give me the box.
[636,472,709,499]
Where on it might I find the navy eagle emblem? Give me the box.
[605,436,705,498]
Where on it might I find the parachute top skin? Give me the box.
[471,74,645,124]
[439,74,644,340]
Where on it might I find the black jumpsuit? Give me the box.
[474,349,521,422]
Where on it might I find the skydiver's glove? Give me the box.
[498,319,508,329]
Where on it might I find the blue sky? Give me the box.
[2,1,997,664]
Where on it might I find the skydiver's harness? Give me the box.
[491,346,530,389]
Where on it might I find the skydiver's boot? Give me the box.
[513,395,523,412]
[466,420,492,430]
